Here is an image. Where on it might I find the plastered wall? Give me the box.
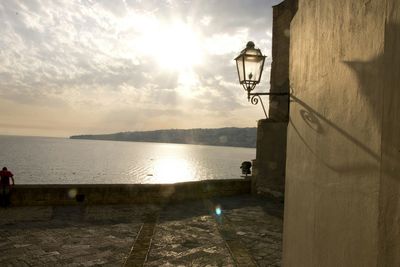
[283,0,400,266]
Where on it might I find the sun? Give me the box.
[154,21,203,71]
[137,20,203,71]
[127,18,203,94]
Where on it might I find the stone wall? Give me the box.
[9,179,250,206]
[283,0,400,266]
[252,119,287,199]
[252,1,295,198]
[269,0,297,121]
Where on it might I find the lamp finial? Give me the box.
[246,41,255,49]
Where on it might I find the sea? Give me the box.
[0,135,256,184]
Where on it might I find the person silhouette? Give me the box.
[0,167,15,207]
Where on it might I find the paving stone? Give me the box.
[0,207,52,224]
[0,195,283,266]
[212,195,283,266]
[145,201,235,267]
[0,205,153,266]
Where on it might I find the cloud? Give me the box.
[0,0,280,136]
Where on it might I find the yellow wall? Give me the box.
[283,0,400,266]
[378,0,400,265]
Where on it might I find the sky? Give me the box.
[0,0,281,137]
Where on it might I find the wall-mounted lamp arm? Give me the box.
[247,92,290,118]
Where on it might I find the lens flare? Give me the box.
[215,206,222,216]
[68,188,78,199]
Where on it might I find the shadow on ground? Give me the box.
[0,195,283,266]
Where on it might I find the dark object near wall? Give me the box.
[76,194,85,203]
[240,161,252,175]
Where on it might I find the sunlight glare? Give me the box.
[155,21,203,70]
[177,69,200,96]
[125,16,204,96]
[152,158,196,184]
[135,20,203,71]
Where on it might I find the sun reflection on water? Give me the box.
[150,157,196,184]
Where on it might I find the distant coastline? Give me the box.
[70,127,257,148]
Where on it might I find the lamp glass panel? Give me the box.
[235,56,245,83]
[243,54,264,82]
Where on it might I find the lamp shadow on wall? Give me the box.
[342,22,399,180]
[289,95,380,175]
[288,22,399,177]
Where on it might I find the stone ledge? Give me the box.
[9,179,251,206]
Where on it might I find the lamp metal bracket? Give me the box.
[248,92,290,118]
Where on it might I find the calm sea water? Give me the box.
[0,135,255,184]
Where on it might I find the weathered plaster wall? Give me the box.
[283,0,400,266]
[378,0,400,266]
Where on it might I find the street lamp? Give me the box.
[235,41,289,118]
[235,41,266,99]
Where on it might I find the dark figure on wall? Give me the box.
[240,161,252,178]
[0,167,15,207]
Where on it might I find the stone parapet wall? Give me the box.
[8,179,251,206]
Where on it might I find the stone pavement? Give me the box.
[0,195,283,266]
